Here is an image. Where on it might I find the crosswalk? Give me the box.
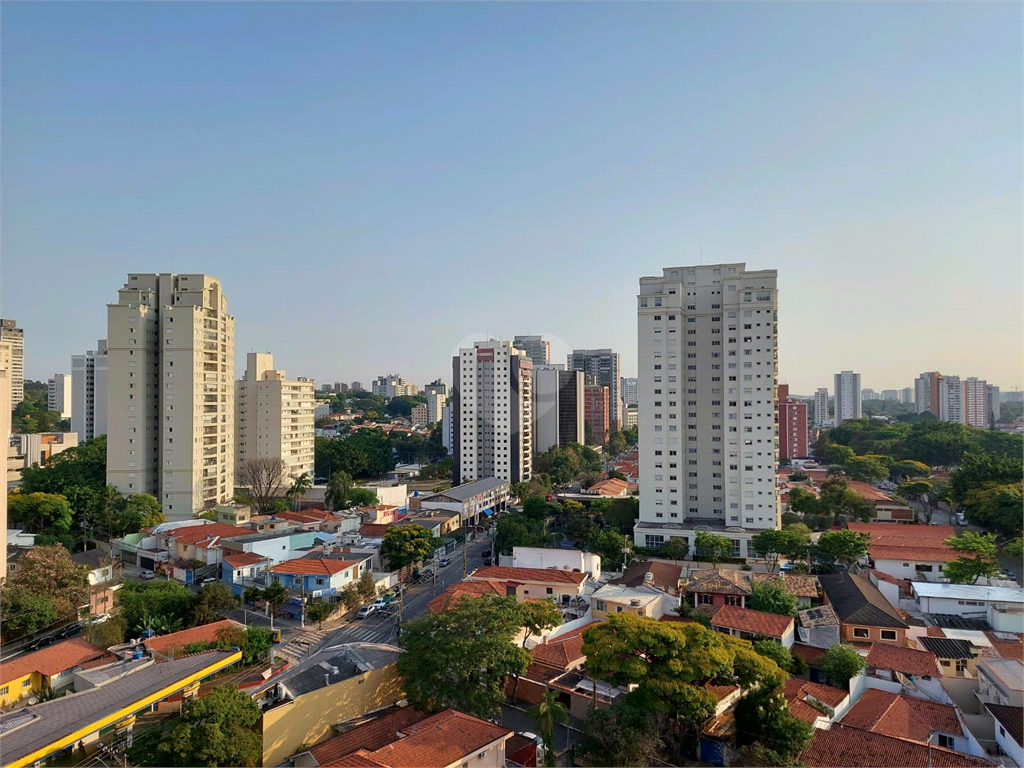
[331,620,400,646]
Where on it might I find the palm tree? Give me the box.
[288,472,313,512]
[324,471,353,512]
[529,689,569,767]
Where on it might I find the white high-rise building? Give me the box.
[47,374,72,418]
[621,377,639,407]
[451,340,533,484]
[861,388,880,401]
[0,319,24,407]
[71,340,109,442]
[963,378,989,428]
[371,375,418,398]
[833,371,862,425]
[938,375,965,424]
[915,372,942,415]
[814,388,830,427]
[900,387,914,405]
[426,391,448,424]
[633,263,780,559]
[235,353,315,482]
[513,335,552,367]
[106,274,235,520]
[568,348,623,432]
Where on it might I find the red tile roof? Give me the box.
[866,642,940,677]
[530,626,593,670]
[845,481,894,502]
[687,568,752,596]
[784,677,849,721]
[167,523,251,545]
[801,723,995,767]
[467,566,587,585]
[307,708,431,766]
[847,522,958,563]
[143,619,244,658]
[869,545,961,563]
[589,477,632,496]
[710,605,794,638]
[0,638,114,685]
[271,557,362,576]
[985,631,1024,660]
[427,581,508,613]
[359,524,390,538]
[222,552,266,568]
[790,643,828,667]
[705,682,741,702]
[752,573,821,599]
[840,689,962,741]
[354,709,511,768]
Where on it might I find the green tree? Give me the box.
[518,599,563,648]
[346,487,379,508]
[115,493,165,534]
[189,583,239,627]
[576,701,665,767]
[7,492,74,535]
[340,584,362,611]
[695,531,732,564]
[242,587,263,607]
[815,529,870,567]
[787,486,820,516]
[495,513,547,555]
[116,580,197,637]
[734,686,814,764]
[820,644,866,689]
[656,538,692,561]
[748,579,799,617]
[287,472,313,511]
[380,524,438,571]
[307,600,333,629]
[158,685,262,767]
[510,482,530,504]
[818,477,874,525]
[962,481,1024,538]
[358,568,378,600]
[529,689,569,767]
[898,480,934,522]
[890,460,931,481]
[943,532,1001,584]
[823,444,855,466]
[396,595,531,719]
[751,639,796,673]
[1004,538,1024,560]
[844,455,891,483]
[4,544,89,619]
[0,587,58,639]
[751,529,809,574]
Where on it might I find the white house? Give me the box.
[911,582,1024,619]
[508,546,602,580]
[986,704,1024,767]
[976,658,1024,707]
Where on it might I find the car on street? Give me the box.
[57,623,83,638]
[779,562,795,572]
[438,558,451,568]
[139,570,156,580]
[200,576,219,585]
[356,605,376,619]
[27,635,56,651]
[483,557,492,567]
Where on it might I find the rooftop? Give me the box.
[1,639,115,686]
[222,552,266,568]
[687,568,751,596]
[986,704,1023,748]
[783,677,849,724]
[590,583,664,608]
[977,657,1024,693]
[799,604,840,628]
[305,707,432,766]
[710,605,794,638]
[752,572,821,599]
[358,708,511,767]
[918,637,975,660]
[143,619,244,658]
[422,478,508,502]
[866,642,940,677]
[819,572,908,629]
[467,566,587,585]
[912,582,1024,603]
[165,522,252,545]
[840,688,963,741]
[530,625,596,670]
[614,560,683,593]
[271,557,363,576]
[801,723,995,767]
[427,581,508,613]
[279,644,402,698]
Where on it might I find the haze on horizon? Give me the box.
[1,2,1021,394]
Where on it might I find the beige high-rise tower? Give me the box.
[106,274,235,521]
[0,341,12,578]
[235,352,315,481]
[1,319,24,407]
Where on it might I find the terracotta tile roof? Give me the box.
[222,552,266,568]
[927,626,948,637]
[427,581,508,613]
[530,626,594,670]
[801,723,996,767]
[167,523,252,545]
[307,707,431,766]
[984,631,1024,660]
[819,572,908,629]
[520,661,569,685]
[0,638,113,685]
[752,573,821,599]
[143,619,244,658]
[784,677,850,709]
[687,568,752,596]
[615,560,684,593]
[359,524,390,538]
[870,569,908,587]
[704,682,740,702]
[710,605,794,638]
[870,545,961,563]
[356,709,512,768]
[789,643,828,667]
[467,566,587,585]
[866,642,940,677]
[986,704,1023,748]
[845,481,893,502]
[846,522,958,563]
[589,477,631,496]
[841,688,963,741]
[659,614,697,624]
[271,557,362,576]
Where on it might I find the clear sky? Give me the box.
[2,1,1021,395]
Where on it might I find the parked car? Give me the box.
[483,557,492,567]
[200,576,219,585]
[438,558,451,568]
[27,635,55,651]
[779,562,795,572]
[57,623,83,638]
[89,613,111,624]
[371,597,388,610]
[139,570,156,580]
[356,605,376,619]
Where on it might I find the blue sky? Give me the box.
[2,1,1021,394]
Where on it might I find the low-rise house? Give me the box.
[866,642,941,686]
[428,581,510,613]
[141,619,245,659]
[506,623,595,706]
[414,478,511,527]
[752,573,821,607]
[465,566,587,607]
[783,677,851,729]
[510,546,602,580]
[0,639,116,707]
[911,581,1024,623]
[686,568,819,609]
[848,522,960,583]
[917,636,980,678]
[819,572,910,646]
[985,704,1023,767]
[975,657,1024,707]
[797,605,842,651]
[401,509,462,538]
[801,723,995,767]
[270,555,370,603]
[292,707,513,768]
[247,515,294,534]
[222,551,270,594]
[356,504,400,525]
[709,605,796,648]
[218,528,320,566]
[586,477,634,497]
[590,583,675,621]
[71,547,119,616]
[612,560,683,595]
[841,689,970,753]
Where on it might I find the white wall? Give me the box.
[873,558,947,583]
[511,547,602,579]
[360,484,408,509]
[994,718,1024,766]
[869,572,902,608]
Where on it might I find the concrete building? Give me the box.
[633,262,780,558]
[0,319,24,407]
[777,384,808,460]
[106,273,235,520]
[0,340,11,577]
[938,375,965,424]
[451,340,532,484]
[410,403,429,426]
[47,374,72,418]
[71,339,109,442]
[513,335,552,366]
[915,371,942,415]
[425,391,447,424]
[880,389,899,401]
[964,377,990,428]
[861,388,880,401]
[900,387,914,404]
[532,367,585,453]
[621,377,639,407]
[8,432,78,483]
[833,371,862,425]
[351,381,363,392]
[424,378,447,396]
[567,348,623,432]
[235,352,315,482]
[371,375,418,398]
[988,385,1001,423]
[441,405,453,453]
[583,381,610,445]
[625,405,638,429]
[814,388,829,428]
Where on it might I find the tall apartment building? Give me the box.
[813,388,830,427]
[833,371,862,425]
[235,353,315,482]
[71,340,109,442]
[351,381,363,392]
[988,385,1001,423]
[633,263,780,559]
[424,379,448,424]
[513,335,552,367]
[900,387,914,404]
[47,374,72,418]
[411,403,429,426]
[424,379,448,396]
[937,375,965,424]
[880,389,899,401]
[777,385,808,460]
[0,319,24,407]
[621,377,639,407]
[963,378,990,429]
[451,340,533,485]
[861,389,880,401]
[567,348,622,432]
[533,367,585,453]
[915,372,942,415]
[441,405,453,453]
[0,341,12,576]
[371,375,418,398]
[106,274,235,520]
[583,381,610,446]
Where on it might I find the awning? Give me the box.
[482,508,494,516]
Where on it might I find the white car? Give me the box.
[139,570,156,580]
[356,605,376,619]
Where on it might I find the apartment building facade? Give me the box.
[451,340,533,484]
[71,340,109,442]
[621,377,639,407]
[235,353,315,482]
[938,375,965,424]
[633,263,780,559]
[0,319,24,407]
[963,377,990,428]
[106,273,235,520]
[533,367,585,453]
[833,371,862,425]
[47,374,72,419]
[371,375,418,398]
[915,371,942,416]
[813,388,829,427]
[583,381,610,445]
[567,348,623,432]
[513,335,552,366]
[777,384,808,460]
[0,341,11,576]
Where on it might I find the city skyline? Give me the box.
[2,2,1021,393]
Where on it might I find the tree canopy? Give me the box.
[157,685,262,767]
[815,529,870,567]
[748,579,799,617]
[943,532,1001,584]
[819,644,866,689]
[380,524,438,570]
